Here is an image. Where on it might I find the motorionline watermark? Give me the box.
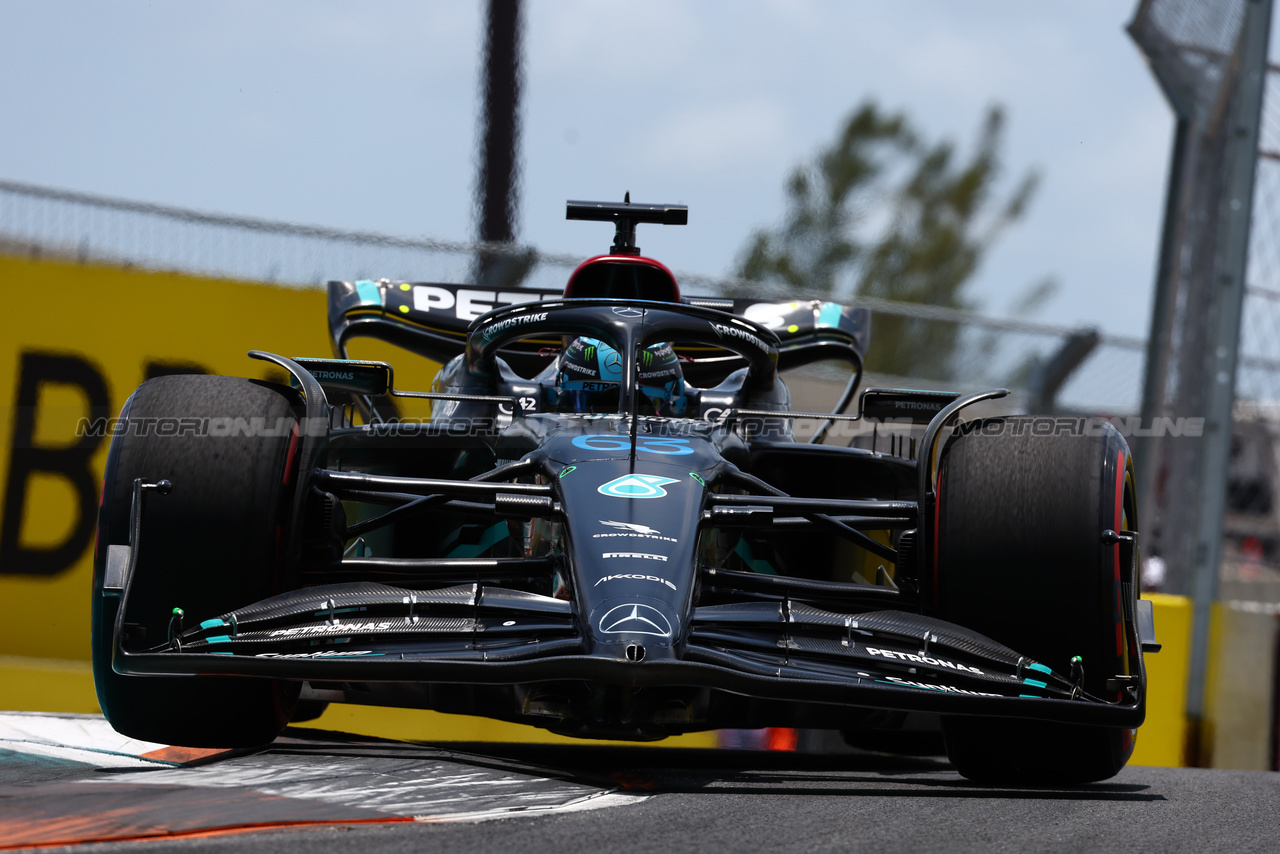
[74,415,510,439]
[78,416,325,439]
[950,415,1205,439]
[721,414,1207,441]
[72,413,1207,442]
[732,415,1208,442]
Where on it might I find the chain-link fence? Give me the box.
[1130,0,1249,598]
[0,178,586,292]
[1130,0,1280,607]
[1222,64,1280,600]
[1241,65,1280,402]
[0,178,1150,417]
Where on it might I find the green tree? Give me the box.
[738,101,1044,381]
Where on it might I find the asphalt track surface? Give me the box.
[3,715,1278,854]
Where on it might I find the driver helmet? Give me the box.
[555,337,687,416]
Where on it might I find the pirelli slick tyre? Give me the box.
[91,375,302,748]
[932,416,1138,785]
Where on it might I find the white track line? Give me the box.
[412,790,650,823]
[0,712,174,767]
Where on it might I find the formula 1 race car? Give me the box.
[92,198,1157,784]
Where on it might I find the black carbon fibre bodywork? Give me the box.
[102,281,1151,742]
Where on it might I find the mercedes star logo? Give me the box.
[598,603,673,638]
[612,306,645,319]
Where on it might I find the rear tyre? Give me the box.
[91,375,302,747]
[932,416,1138,784]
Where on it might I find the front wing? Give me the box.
[107,569,1148,728]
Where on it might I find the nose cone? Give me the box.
[555,459,705,658]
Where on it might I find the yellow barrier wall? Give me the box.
[0,253,332,711]
[1129,595,1280,770]
[1204,601,1278,770]
[1129,594,1193,767]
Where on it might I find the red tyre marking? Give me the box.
[274,422,303,595]
[932,470,943,607]
[281,423,302,488]
[1113,449,1125,656]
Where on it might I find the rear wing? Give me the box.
[328,279,870,382]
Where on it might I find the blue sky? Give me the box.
[0,1,1178,337]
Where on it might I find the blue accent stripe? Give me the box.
[818,302,843,328]
[199,619,226,630]
[206,635,231,644]
[1022,678,1048,689]
[356,280,383,306]
[733,539,777,575]
[1029,662,1052,675]
[446,522,510,559]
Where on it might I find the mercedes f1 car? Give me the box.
[92,198,1158,784]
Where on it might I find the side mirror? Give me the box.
[292,358,393,397]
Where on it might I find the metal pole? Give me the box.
[475,0,522,281]
[1184,0,1272,765]
[1136,117,1189,545]
[1029,329,1100,415]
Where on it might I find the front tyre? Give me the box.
[91,375,302,747]
[932,416,1139,784]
